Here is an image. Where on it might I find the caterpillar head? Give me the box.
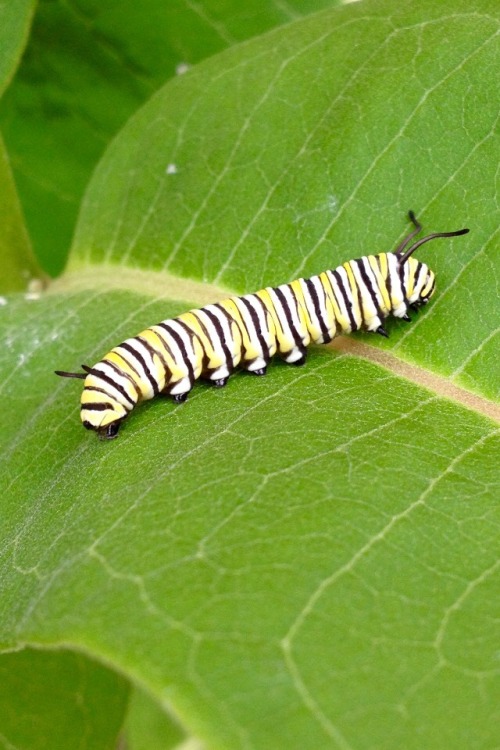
[55,365,128,439]
[402,257,436,309]
[396,211,468,309]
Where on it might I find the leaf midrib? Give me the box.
[50,265,500,423]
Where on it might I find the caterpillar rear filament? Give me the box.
[56,211,469,439]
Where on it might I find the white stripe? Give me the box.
[92,362,138,405]
[120,338,160,389]
[387,254,407,316]
[349,260,379,325]
[360,256,386,311]
[162,319,198,372]
[298,278,322,340]
[203,304,241,366]
[266,287,296,351]
[240,294,277,356]
[412,262,427,299]
[326,269,353,331]
[230,296,261,351]
[279,284,310,345]
[194,308,228,366]
[308,275,336,341]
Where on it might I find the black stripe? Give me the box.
[382,255,392,304]
[138,333,170,385]
[273,287,303,347]
[120,341,159,396]
[85,368,136,406]
[239,297,270,358]
[201,308,233,371]
[112,349,142,380]
[140,328,168,374]
[355,259,384,320]
[304,278,330,340]
[188,312,218,375]
[332,270,358,332]
[398,262,410,305]
[350,263,365,327]
[318,273,341,335]
[158,323,195,385]
[175,318,210,372]
[148,328,176,369]
[102,359,141,400]
[413,261,424,291]
[81,401,114,411]
[214,303,246,356]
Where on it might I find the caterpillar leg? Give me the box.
[95,420,122,440]
[373,325,389,338]
[206,364,232,388]
[166,376,192,403]
[244,356,269,376]
[172,392,188,403]
[282,346,307,366]
[213,377,228,388]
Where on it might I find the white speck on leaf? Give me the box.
[166,163,178,175]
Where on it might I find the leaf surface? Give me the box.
[1,1,499,749]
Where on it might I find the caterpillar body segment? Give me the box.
[55,212,469,439]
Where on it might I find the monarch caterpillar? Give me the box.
[56,211,469,439]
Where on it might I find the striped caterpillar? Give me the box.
[56,211,469,439]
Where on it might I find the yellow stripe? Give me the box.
[136,329,167,391]
[177,310,225,370]
[343,262,363,325]
[80,406,126,428]
[97,351,146,398]
[218,298,256,360]
[177,311,213,353]
[149,326,191,381]
[406,258,417,296]
[368,254,391,312]
[320,272,349,332]
[289,279,313,336]
[255,288,292,352]
[81,390,110,404]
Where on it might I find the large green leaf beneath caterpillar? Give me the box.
[0,289,499,749]
[1,0,499,748]
[0,0,338,276]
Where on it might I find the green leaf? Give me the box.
[0,648,128,750]
[124,685,187,750]
[0,0,337,276]
[0,131,43,292]
[0,0,42,292]
[1,1,499,749]
[0,0,34,99]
